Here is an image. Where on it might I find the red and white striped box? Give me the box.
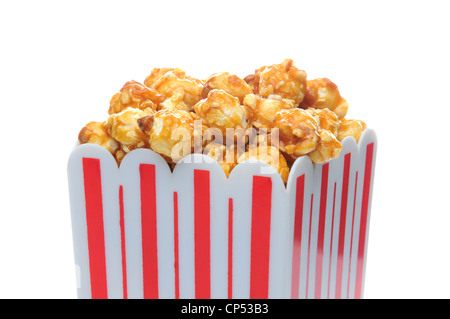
[67,129,377,299]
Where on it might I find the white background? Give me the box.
[0,0,449,299]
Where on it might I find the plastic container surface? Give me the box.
[67,128,377,299]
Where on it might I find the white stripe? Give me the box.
[286,156,314,299]
[356,129,377,298]
[68,144,123,299]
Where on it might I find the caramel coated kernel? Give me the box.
[78,121,120,155]
[308,129,342,164]
[158,93,190,112]
[114,149,126,165]
[257,59,307,105]
[144,68,185,88]
[194,89,249,135]
[336,118,367,142]
[243,73,258,93]
[202,72,253,103]
[108,80,165,115]
[273,108,320,158]
[305,107,340,136]
[105,107,154,153]
[152,70,203,109]
[138,109,199,162]
[244,93,295,130]
[300,78,348,119]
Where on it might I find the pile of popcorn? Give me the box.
[78,59,367,183]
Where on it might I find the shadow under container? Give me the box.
[67,129,377,299]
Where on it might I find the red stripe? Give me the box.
[315,163,329,299]
[347,171,359,298]
[327,182,337,299]
[228,198,233,299]
[306,194,313,299]
[336,153,351,299]
[250,176,272,299]
[291,175,305,299]
[194,169,211,299]
[355,143,374,299]
[82,157,108,299]
[119,186,127,299]
[173,192,180,299]
[140,164,159,299]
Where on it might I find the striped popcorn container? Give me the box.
[67,128,377,299]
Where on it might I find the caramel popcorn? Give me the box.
[194,89,250,135]
[244,63,273,93]
[244,93,295,130]
[300,78,348,119]
[189,111,212,151]
[337,118,367,142]
[108,80,165,115]
[144,68,184,88]
[138,109,199,162]
[243,74,258,93]
[78,121,120,155]
[114,149,126,165]
[152,69,203,109]
[273,108,320,158]
[158,93,190,112]
[237,146,290,184]
[251,129,279,148]
[202,72,253,103]
[78,58,367,182]
[248,59,307,105]
[305,107,340,136]
[203,142,240,177]
[308,129,342,164]
[105,107,154,153]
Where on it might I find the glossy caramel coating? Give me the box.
[251,59,307,105]
[105,107,154,153]
[336,118,367,142]
[79,59,367,172]
[305,107,340,136]
[244,93,295,130]
[114,149,126,165]
[194,89,250,135]
[158,93,190,112]
[273,108,320,158]
[300,78,348,119]
[138,109,199,162]
[108,80,165,115]
[152,70,203,109]
[202,72,253,103]
[78,121,120,155]
[144,68,185,88]
[308,129,342,164]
